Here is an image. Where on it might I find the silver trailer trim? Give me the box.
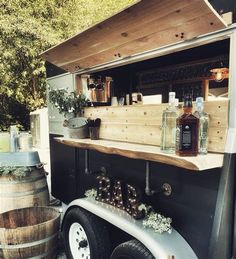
[67,198,198,259]
[225,28,236,153]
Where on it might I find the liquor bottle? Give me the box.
[160,92,178,153]
[194,97,209,154]
[176,95,199,156]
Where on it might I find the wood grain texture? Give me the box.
[83,99,228,153]
[0,207,60,259]
[55,137,223,171]
[0,169,49,214]
[41,0,226,71]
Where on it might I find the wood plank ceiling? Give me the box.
[41,0,227,72]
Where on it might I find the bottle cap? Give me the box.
[183,95,193,108]
[169,92,176,104]
[196,97,204,104]
[196,97,204,109]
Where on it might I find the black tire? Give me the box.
[62,207,111,259]
[111,239,155,259]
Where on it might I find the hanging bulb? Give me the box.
[215,71,223,82]
[210,67,229,83]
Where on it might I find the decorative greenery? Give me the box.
[139,203,172,234]
[49,88,89,117]
[0,166,31,179]
[0,0,136,130]
[84,188,97,198]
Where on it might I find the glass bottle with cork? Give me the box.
[194,97,209,155]
[176,95,199,156]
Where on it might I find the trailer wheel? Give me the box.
[111,239,154,259]
[63,207,111,259]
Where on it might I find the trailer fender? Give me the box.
[63,197,197,259]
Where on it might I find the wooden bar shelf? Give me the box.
[55,137,224,171]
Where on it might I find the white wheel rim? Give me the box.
[69,222,91,259]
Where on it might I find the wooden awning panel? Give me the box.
[41,0,227,72]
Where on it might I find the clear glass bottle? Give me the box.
[194,97,209,155]
[10,125,19,152]
[176,95,199,156]
[161,92,178,153]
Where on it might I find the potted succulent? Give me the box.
[49,88,90,138]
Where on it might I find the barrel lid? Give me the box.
[0,151,41,167]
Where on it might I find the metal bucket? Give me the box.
[0,151,40,167]
[64,117,89,139]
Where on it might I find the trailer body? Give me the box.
[43,1,236,258]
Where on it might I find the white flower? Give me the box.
[83,190,172,234]
[142,210,172,234]
[84,188,97,198]
[138,203,153,216]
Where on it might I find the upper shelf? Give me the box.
[55,137,224,171]
[41,0,227,72]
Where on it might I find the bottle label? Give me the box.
[172,128,176,145]
[176,126,180,151]
[181,124,192,150]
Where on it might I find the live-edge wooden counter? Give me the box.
[55,137,224,171]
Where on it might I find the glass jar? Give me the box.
[18,132,33,152]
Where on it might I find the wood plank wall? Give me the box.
[83,99,228,153]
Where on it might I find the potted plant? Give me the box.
[49,88,90,138]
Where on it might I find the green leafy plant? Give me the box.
[0,0,136,130]
[49,88,89,117]
[0,166,31,179]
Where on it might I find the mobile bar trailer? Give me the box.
[41,1,236,258]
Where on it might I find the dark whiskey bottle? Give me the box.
[176,95,199,156]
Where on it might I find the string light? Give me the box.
[210,67,229,83]
[95,175,144,219]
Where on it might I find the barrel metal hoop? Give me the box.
[0,185,48,197]
[0,173,45,184]
[27,247,56,259]
[0,232,58,249]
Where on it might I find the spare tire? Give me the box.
[111,239,154,259]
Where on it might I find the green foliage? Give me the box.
[0,95,30,130]
[49,88,89,117]
[0,0,136,130]
[0,166,31,179]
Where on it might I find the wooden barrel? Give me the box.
[0,206,60,259]
[0,168,49,213]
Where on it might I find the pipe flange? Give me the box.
[162,183,172,196]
